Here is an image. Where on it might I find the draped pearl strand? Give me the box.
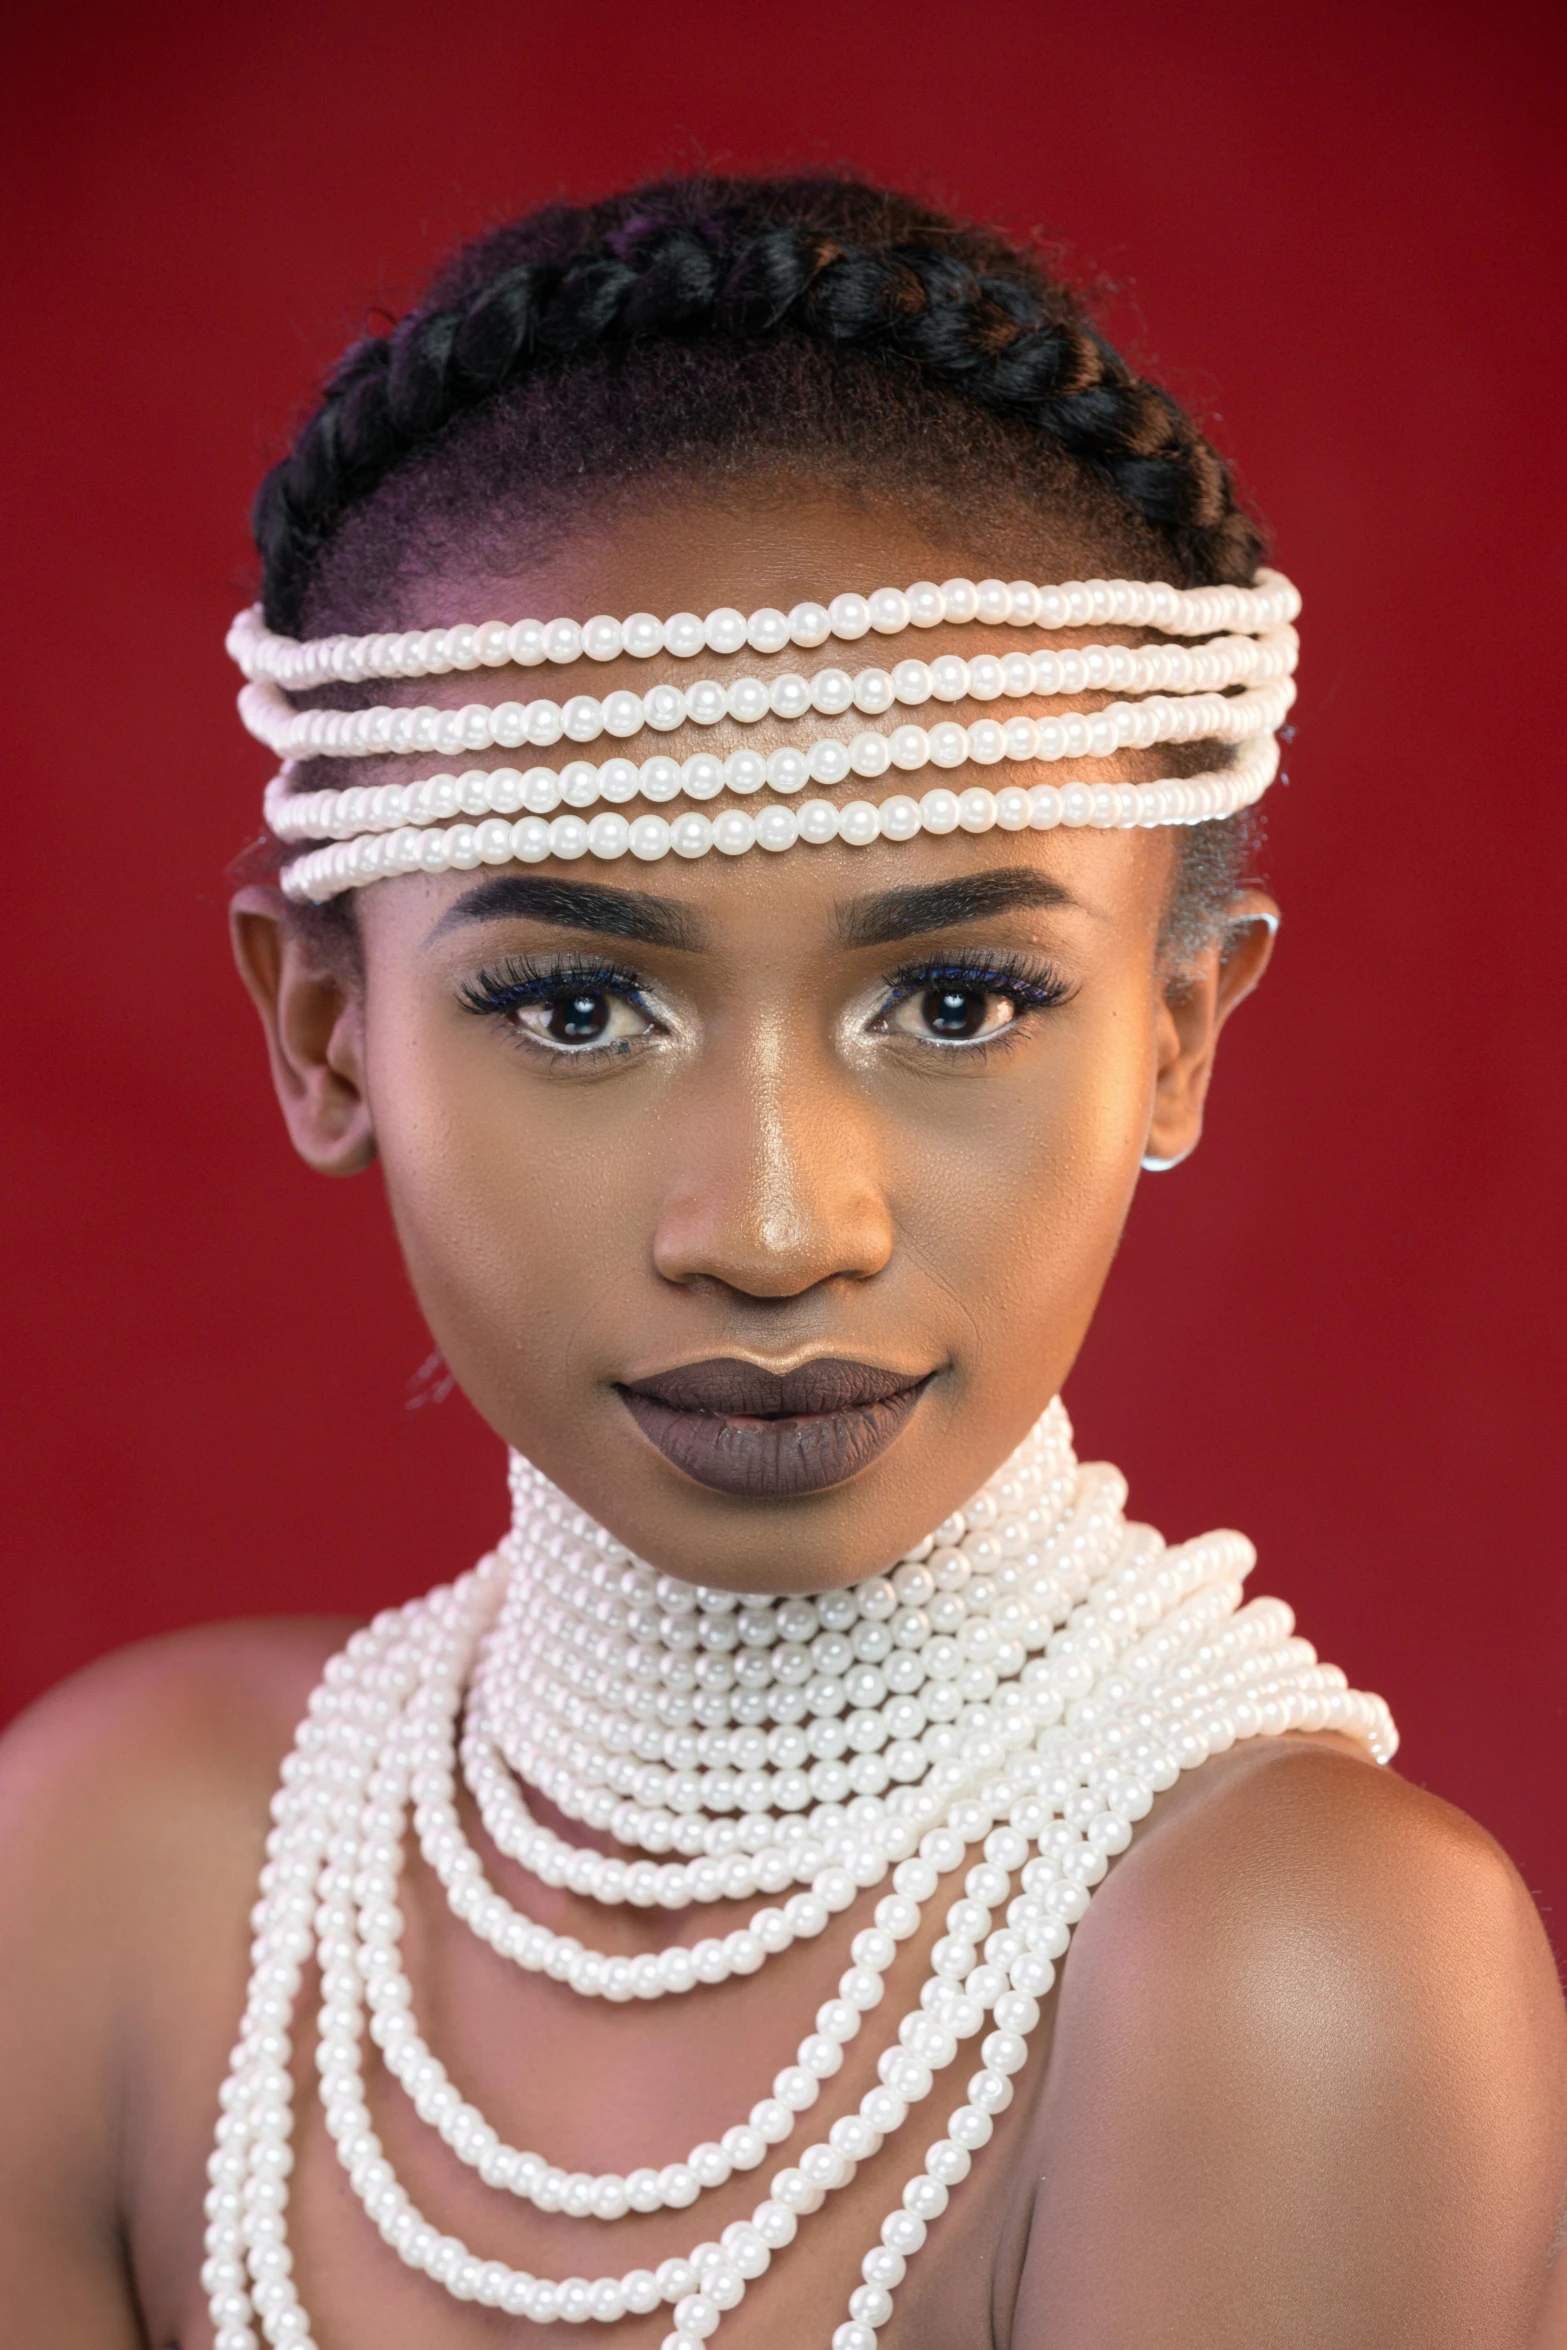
[277,740,1280,905]
[260,672,1293,840]
[204,1401,1393,2350]
[241,631,1298,770]
[226,570,1303,691]
[228,569,1301,905]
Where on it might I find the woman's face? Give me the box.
[237,486,1272,1589]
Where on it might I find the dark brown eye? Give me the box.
[512,987,654,1054]
[547,991,612,1043]
[921,986,991,1039]
[882,983,1019,1045]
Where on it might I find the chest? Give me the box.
[131,1838,1052,2350]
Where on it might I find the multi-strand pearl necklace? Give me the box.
[204,1401,1393,2350]
[225,567,1302,904]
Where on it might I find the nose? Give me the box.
[650,1014,894,1300]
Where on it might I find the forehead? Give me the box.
[389,472,1113,648]
[308,474,1186,951]
[362,823,1173,964]
[435,478,1078,628]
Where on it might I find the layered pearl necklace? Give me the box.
[204,1401,1394,2350]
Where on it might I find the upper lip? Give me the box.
[616,1357,927,1417]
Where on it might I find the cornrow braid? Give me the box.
[255,176,1263,634]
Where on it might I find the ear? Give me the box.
[229,885,377,1176]
[1143,890,1279,1171]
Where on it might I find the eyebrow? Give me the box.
[835,868,1081,949]
[424,874,704,951]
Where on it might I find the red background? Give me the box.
[3,4,1562,1948]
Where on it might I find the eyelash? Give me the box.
[457,953,651,1023]
[455,948,1075,1059]
[875,951,1076,1049]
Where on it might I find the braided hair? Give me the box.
[255,174,1266,953]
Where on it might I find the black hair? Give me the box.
[253,173,1267,961]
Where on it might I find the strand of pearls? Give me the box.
[227,570,1302,689]
[471,1414,1084,1872]
[235,570,1301,903]
[240,630,1298,767]
[205,1401,1393,2350]
[259,676,1293,831]
[279,745,1278,904]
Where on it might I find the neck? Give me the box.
[472,1398,1080,1885]
[204,1397,1395,2350]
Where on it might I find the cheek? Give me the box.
[360,989,650,1401]
[892,987,1155,1355]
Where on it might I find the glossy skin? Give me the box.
[2,486,1564,2348]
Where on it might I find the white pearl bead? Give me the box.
[622,612,664,658]
[766,747,810,794]
[670,814,713,859]
[746,607,790,653]
[663,612,705,658]
[882,2209,926,2255]
[713,811,756,857]
[918,789,960,836]
[703,608,748,655]
[587,814,630,860]
[796,799,840,846]
[870,795,918,843]
[547,815,588,861]
[581,616,624,661]
[828,593,871,640]
[753,805,799,853]
[788,602,831,647]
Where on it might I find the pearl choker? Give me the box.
[204,1400,1393,2350]
[226,567,1302,903]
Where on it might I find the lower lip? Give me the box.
[616,1382,929,1496]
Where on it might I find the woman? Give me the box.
[2,175,1562,2349]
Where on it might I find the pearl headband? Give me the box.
[230,568,1300,901]
[276,747,1280,905]
[228,569,1302,687]
[240,631,1297,766]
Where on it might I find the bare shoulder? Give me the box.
[0,1611,359,2003]
[1010,1737,1567,2350]
[0,1613,357,1872]
[0,1612,357,2016]
[1092,1729,1559,1982]
[1,1609,358,1769]
[0,1618,356,2348]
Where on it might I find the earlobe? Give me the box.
[229,886,377,1177]
[1142,892,1279,1173]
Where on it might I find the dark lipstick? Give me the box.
[615,1356,931,1497]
